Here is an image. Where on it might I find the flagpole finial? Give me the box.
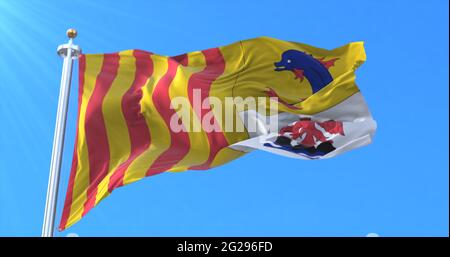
[66,28,77,39]
[57,29,81,58]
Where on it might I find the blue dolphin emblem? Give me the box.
[274,50,338,93]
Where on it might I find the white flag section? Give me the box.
[231,92,377,160]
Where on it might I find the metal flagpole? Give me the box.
[42,29,81,237]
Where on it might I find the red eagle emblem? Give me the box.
[279,118,344,148]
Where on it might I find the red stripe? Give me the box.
[145,58,190,176]
[82,53,120,216]
[58,55,86,231]
[171,53,188,66]
[107,50,154,192]
[188,48,227,170]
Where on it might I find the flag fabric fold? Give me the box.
[59,37,376,230]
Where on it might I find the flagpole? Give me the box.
[42,29,81,237]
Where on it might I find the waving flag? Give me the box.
[59,37,376,230]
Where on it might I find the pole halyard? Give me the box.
[42,29,81,237]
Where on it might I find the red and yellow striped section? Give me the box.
[59,48,247,230]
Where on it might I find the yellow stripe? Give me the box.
[122,54,171,185]
[167,51,211,172]
[233,37,365,115]
[206,43,249,167]
[94,50,135,205]
[65,54,104,228]
[211,44,249,146]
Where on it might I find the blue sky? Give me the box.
[0,0,448,237]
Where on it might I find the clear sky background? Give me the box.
[0,0,448,237]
